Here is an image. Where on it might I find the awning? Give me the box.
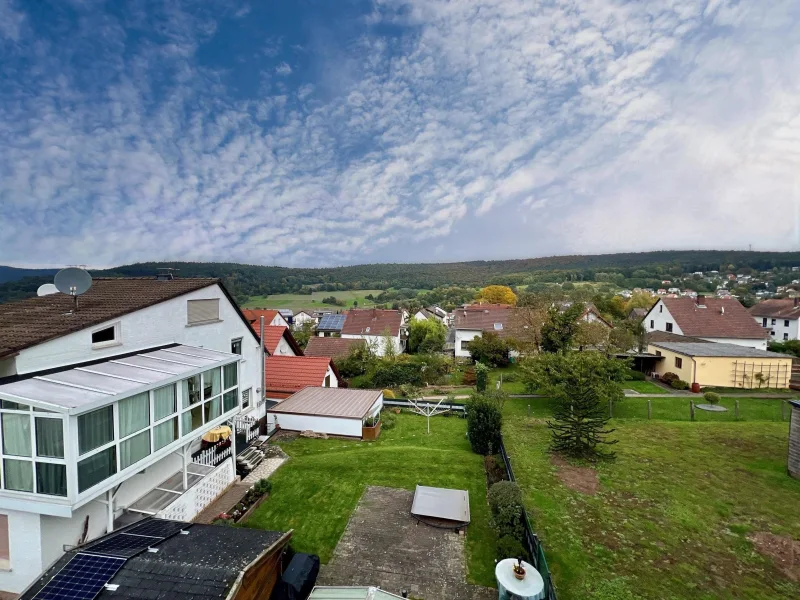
[0,345,238,414]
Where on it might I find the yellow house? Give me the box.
[647,341,794,389]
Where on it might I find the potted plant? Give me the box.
[513,557,526,580]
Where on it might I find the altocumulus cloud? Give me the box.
[0,0,798,268]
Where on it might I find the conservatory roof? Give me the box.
[0,344,238,414]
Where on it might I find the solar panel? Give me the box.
[34,553,125,600]
[319,314,345,330]
[82,533,160,558]
[125,518,190,538]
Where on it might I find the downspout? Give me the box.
[690,356,698,389]
[260,315,266,408]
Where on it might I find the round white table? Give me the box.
[495,558,545,600]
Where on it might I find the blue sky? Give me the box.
[1,0,798,268]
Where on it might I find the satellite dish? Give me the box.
[54,268,92,296]
[37,283,59,297]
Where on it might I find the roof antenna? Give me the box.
[54,267,92,313]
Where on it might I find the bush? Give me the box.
[476,362,490,393]
[469,332,511,367]
[496,535,527,562]
[462,367,477,386]
[466,393,503,455]
[671,378,689,390]
[382,388,395,399]
[371,361,425,388]
[488,481,525,541]
[661,372,679,384]
[703,391,721,405]
[253,478,272,496]
[337,345,376,379]
[381,410,397,430]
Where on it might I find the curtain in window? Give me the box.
[1,414,31,457]
[0,401,28,410]
[78,407,114,455]
[204,398,221,423]
[36,462,67,496]
[35,417,64,458]
[78,447,116,493]
[153,418,178,450]
[182,375,201,408]
[223,390,238,413]
[120,430,150,470]
[3,459,33,492]
[119,393,149,438]
[223,363,237,389]
[203,369,221,400]
[181,406,203,435]
[153,385,176,421]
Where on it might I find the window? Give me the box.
[223,363,238,389]
[493,323,503,330]
[187,299,220,325]
[78,447,116,493]
[0,515,8,569]
[770,330,775,336]
[241,388,251,409]
[118,392,149,438]
[91,324,119,348]
[659,305,663,313]
[182,375,202,407]
[231,338,243,355]
[36,463,67,497]
[785,320,790,327]
[204,397,222,422]
[650,320,654,329]
[153,385,176,421]
[78,406,114,455]
[784,333,789,341]
[324,374,331,387]
[665,323,673,332]
[675,357,683,369]
[460,340,471,351]
[3,459,33,492]
[772,318,777,325]
[182,406,203,434]
[2,414,31,457]
[153,418,178,451]
[203,368,221,400]
[763,318,768,327]
[655,350,662,357]
[120,430,150,470]
[223,390,238,413]
[35,417,64,458]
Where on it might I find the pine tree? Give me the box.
[548,384,617,458]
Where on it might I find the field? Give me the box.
[242,289,384,310]
[502,399,800,600]
[244,412,496,587]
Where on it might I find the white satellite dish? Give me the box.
[54,267,93,296]
[37,283,59,297]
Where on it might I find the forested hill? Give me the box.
[2,250,800,303]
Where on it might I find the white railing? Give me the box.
[193,445,232,467]
[156,456,235,522]
[245,427,258,443]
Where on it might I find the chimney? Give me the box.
[696,295,705,306]
[794,297,798,308]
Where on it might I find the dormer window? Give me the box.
[91,323,120,349]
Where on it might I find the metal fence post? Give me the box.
[690,401,695,421]
[647,399,651,420]
[527,404,531,418]
[735,399,739,420]
[608,399,613,418]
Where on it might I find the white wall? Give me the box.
[13,285,262,401]
[753,316,800,341]
[293,313,316,328]
[643,300,684,335]
[273,336,297,356]
[341,333,403,357]
[271,413,362,437]
[454,329,481,358]
[39,500,106,572]
[1,510,43,594]
[697,336,768,350]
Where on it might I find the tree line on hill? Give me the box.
[3,249,800,303]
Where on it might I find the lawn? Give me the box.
[503,399,800,600]
[622,379,669,394]
[242,289,385,310]
[244,412,496,587]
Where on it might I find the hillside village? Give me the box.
[0,266,798,600]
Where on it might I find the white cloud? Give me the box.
[0,0,799,268]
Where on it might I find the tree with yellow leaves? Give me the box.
[476,285,517,306]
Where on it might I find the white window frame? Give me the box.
[91,322,121,350]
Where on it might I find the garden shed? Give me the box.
[268,387,384,439]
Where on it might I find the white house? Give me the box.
[0,277,263,595]
[340,309,405,357]
[453,305,514,358]
[749,299,800,341]
[643,296,769,350]
[413,306,447,324]
[268,388,383,439]
[293,310,317,329]
[241,308,289,329]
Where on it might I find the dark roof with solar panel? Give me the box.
[20,519,287,600]
[317,313,346,331]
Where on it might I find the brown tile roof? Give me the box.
[748,299,800,319]
[0,278,227,359]
[304,337,366,359]
[265,355,342,399]
[341,309,402,337]
[454,306,515,338]
[268,387,382,419]
[657,297,769,340]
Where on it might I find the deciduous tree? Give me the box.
[477,285,517,306]
[407,318,447,354]
[540,303,584,353]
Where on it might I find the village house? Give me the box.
[643,296,770,350]
[453,305,515,358]
[241,308,289,329]
[412,305,447,324]
[293,309,318,328]
[749,298,800,341]
[0,277,263,594]
[263,355,342,401]
[340,309,405,357]
[304,337,367,360]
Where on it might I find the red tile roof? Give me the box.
[341,309,402,337]
[304,337,366,359]
[748,299,800,320]
[265,356,341,399]
[656,297,769,340]
[454,306,515,338]
[251,325,303,356]
[241,309,284,327]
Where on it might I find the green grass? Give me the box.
[503,399,800,600]
[489,364,527,394]
[243,412,496,587]
[243,289,385,310]
[700,386,796,395]
[622,380,669,394]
